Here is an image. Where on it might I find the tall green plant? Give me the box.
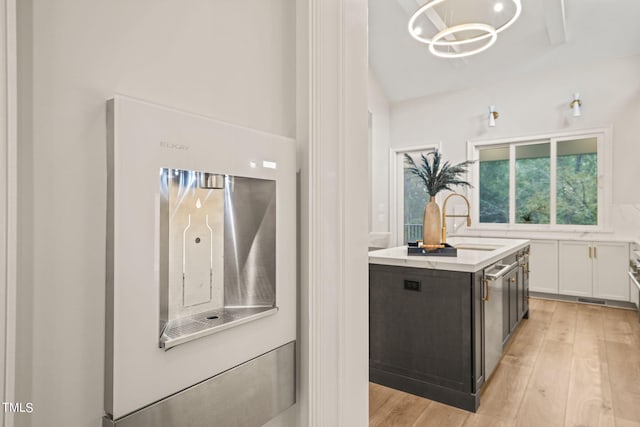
[404,150,474,197]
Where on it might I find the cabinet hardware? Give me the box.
[588,246,593,258]
[594,246,597,259]
[483,278,490,301]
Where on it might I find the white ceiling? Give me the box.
[369,0,640,102]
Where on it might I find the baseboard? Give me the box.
[530,292,636,310]
[370,368,479,413]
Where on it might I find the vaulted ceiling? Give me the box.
[369,0,640,102]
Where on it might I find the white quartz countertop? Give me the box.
[368,237,530,273]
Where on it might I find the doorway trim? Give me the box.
[1,0,18,426]
[301,0,369,425]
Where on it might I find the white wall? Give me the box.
[368,68,391,233]
[383,55,640,241]
[17,1,296,426]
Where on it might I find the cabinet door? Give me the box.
[517,266,525,319]
[558,241,592,297]
[631,276,640,309]
[522,256,529,316]
[593,242,629,301]
[502,276,510,342]
[529,240,558,293]
[369,265,474,392]
[507,269,518,332]
[631,245,640,308]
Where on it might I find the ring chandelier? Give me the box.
[408,0,522,58]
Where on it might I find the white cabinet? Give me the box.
[558,241,592,297]
[529,240,558,294]
[630,276,640,309]
[593,242,630,301]
[630,243,640,309]
[559,241,629,301]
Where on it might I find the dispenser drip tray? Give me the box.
[160,306,278,350]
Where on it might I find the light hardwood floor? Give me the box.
[369,298,640,427]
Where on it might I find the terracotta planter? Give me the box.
[422,196,441,246]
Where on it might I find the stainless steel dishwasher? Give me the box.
[483,259,518,381]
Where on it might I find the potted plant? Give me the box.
[404,150,474,246]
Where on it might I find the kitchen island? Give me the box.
[369,237,530,412]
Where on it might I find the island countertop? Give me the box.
[368,237,530,273]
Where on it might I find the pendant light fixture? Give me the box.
[408,0,522,59]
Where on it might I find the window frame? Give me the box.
[467,128,611,232]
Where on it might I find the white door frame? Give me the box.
[1,0,18,426]
[299,0,369,425]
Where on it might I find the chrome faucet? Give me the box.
[441,193,471,244]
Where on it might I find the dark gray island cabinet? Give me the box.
[368,237,530,413]
[369,264,484,411]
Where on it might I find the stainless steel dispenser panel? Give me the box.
[103,342,295,427]
[224,176,276,307]
[159,170,278,350]
[182,211,214,307]
[160,169,225,317]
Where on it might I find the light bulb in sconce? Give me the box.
[488,105,499,127]
[570,93,582,117]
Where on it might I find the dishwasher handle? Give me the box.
[485,262,518,281]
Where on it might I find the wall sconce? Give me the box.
[570,93,582,117]
[488,105,499,127]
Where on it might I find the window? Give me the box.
[556,138,598,225]
[391,145,438,245]
[470,130,607,229]
[479,146,509,223]
[515,142,550,224]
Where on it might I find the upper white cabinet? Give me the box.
[559,241,629,301]
[529,240,559,294]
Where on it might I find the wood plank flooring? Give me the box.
[370,298,640,426]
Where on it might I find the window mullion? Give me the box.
[509,144,516,224]
[550,138,557,225]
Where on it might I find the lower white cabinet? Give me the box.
[593,242,630,301]
[558,241,629,301]
[630,277,640,309]
[558,241,592,297]
[630,243,640,308]
[529,240,558,294]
